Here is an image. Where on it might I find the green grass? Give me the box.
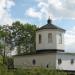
[0,55,3,64]
[0,65,68,75]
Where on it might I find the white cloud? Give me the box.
[13,18,28,24]
[65,26,75,52]
[26,8,42,19]
[26,0,75,19]
[0,0,15,25]
[48,0,63,9]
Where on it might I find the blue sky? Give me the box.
[0,0,75,52]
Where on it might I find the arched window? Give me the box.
[39,34,42,44]
[58,59,62,65]
[58,33,62,44]
[48,33,52,43]
[71,59,74,64]
[46,64,49,68]
[32,59,36,65]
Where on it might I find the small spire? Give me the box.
[47,16,51,24]
[49,16,50,19]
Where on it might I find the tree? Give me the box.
[0,21,37,56]
[0,25,15,63]
[0,25,7,64]
[11,21,37,55]
[23,23,36,54]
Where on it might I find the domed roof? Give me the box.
[37,18,65,32]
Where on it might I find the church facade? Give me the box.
[14,18,75,72]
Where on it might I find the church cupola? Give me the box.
[36,17,65,53]
[47,17,52,24]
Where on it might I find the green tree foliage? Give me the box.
[0,21,37,55]
[0,26,6,54]
[0,25,14,56]
[12,21,37,55]
[0,25,15,64]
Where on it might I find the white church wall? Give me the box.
[14,53,56,69]
[36,29,57,50]
[56,31,65,50]
[56,53,75,71]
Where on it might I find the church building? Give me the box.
[14,18,75,72]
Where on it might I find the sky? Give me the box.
[0,0,75,53]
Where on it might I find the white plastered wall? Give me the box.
[56,53,75,71]
[14,53,56,69]
[36,29,65,51]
